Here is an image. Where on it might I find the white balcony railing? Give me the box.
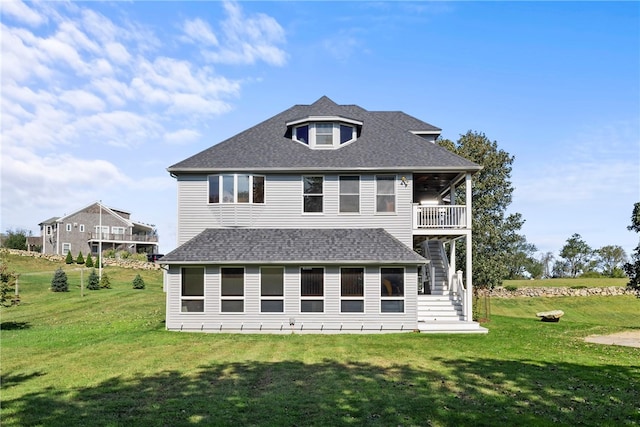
[413,205,467,229]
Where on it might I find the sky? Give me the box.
[1,1,639,259]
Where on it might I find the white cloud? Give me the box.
[59,89,106,113]
[164,129,202,145]
[0,0,46,27]
[182,18,219,46]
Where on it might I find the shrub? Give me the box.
[581,271,603,278]
[570,285,587,289]
[94,255,100,268]
[65,251,74,264]
[132,274,145,290]
[0,251,17,306]
[51,268,69,292]
[85,253,94,268]
[103,249,116,258]
[87,269,100,290]
[133,253,148,262]
[504,285,518,292]
[76,251,85,265]
[99,273,111,289]
[117,250,131,260]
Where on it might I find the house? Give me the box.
[161,96,487,333]
[39,202,159,257]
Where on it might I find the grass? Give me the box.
[1,254,639,426]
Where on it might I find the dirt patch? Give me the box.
[584,331,640,348]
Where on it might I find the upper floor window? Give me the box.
[292,122,357,149]
[79,224,85,233]
[46,225,52,235]
[303,176,323,213]
[208,175,265,204]
[66,223,72,232]
[112,226,125,236]
[339,176,360,213]
[376,175,396,213]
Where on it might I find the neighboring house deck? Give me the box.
[38,202,158,257]
[161,96,487,334]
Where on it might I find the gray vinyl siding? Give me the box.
[175,173,414,247]
[165,264,418,333]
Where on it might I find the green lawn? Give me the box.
[1,255,639,426]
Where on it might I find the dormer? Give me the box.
[286,116,363,149]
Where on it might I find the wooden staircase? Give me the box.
[417,240,487,334]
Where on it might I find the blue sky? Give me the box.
[2,1,638,259]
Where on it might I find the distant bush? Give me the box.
[570,285,587,289]
[99,273,111,289]
[51,268,69,292]
[76,251,85,265]
[117,250,131,260]
[103,249,116,259]
[504,285,518,292]
[65,252,74,264]
[133,253,148,262]
[87,269,100,290]
[132,274,145,290]
[581,271,603,278]
[85,253,94,268]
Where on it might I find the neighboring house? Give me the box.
[161,96,487,333]
[39,202,159,257]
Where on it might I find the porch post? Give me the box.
[465,173,473,322]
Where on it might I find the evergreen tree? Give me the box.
[132,274,145,290]
[65,251,74,264]
[51,268,69,292]
[438,131,526,288]
[99,273,111,289]
[76,251,85,265]
[87,269,100,290]
[85,253,94,268]
[0,250,17,306]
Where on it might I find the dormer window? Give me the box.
[289,116,361,149]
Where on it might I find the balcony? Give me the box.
[413,204,468,230]
[88,232,158,243]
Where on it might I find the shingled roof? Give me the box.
[160,228,427,265]
[167,96,481,173]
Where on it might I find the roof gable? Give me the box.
[168,97,480,173]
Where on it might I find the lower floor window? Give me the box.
[221,267,244,312]
[301,267,324,312]
[62,243,71,255]
[341,267,364,313]
[261,266,284,313]
[381,267,404,313]
[181,267,204,313]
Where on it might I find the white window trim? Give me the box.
[220,266,245,314]
[259,266,285,314]
[380,266,405,314]
[339,175,361,215]
[340,267,365,314]
[302,175,324,215]
[62,243,71,255]
[375,174,397,214]
[46,225,52,235]
[66,223,72,232]
[300,267,324,313]
[79,224,85,233]
[180,267,205,314]
[112,226,125,235]
[208,174,265,205]
[293,122,357,149]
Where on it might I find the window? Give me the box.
[62,243,71,255]
[260,267,284,313]
[79,224,85,233]
[303,176,323,213]
[381,267,404,313]
[66,223,72,232]
[94,225,109,239]
[293,123,357,148]
[208,175,265,204]
[376,175,396,213]
[181,267,204,313]
[112,226,125,236]
[301,267,324,312]
[339,176,360,213]
[46,225,52,235]
[221,267,244,312]
[341,267,364,313]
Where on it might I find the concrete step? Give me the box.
[417,321,488,334]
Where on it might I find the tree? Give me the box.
[438,131,527,288]
[559,234,593,277]
[3,229,30,250]
[132,274,145,290]
[624,202,640,292]
[51,268,69,292]
[99,273,111,289]
[597,245,627,278]
[65,251,74,264]
[87,269,100,290]
[76,251,85,265]
[85,253,94,268]
[540,251,555,279]
[504,236,538,279]
[0,250,17,306]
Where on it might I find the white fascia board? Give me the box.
[286,116,363,127]
[159,259,425,266]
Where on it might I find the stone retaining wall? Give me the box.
[4,249,162,270]
[480,286,638,298]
